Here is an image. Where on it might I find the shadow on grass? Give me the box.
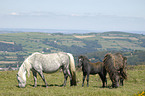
[93,85,113,89]
[28,84,64,87]
[16,85,26,88]
[16,84,64,88]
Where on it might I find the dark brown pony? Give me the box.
[103,53,127,88]
[78,55,107,87]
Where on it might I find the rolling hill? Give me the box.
[0,31,145,53]
[0,31,145,67]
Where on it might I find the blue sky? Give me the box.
[0,0,145,31]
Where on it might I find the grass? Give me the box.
[0,65,145,96]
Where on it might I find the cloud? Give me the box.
[10,12,19,16]
[8,11,94,17]
[8,11,58,16]
[26,11,57,16]
[1,11,145,31]
[71,14,81,17]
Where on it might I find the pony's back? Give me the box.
[104,53,127,79]
[90,62,104,70]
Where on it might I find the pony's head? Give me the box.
[110,72,120,88]
[17,74,26,88]
[16,57,31,88]
[78,55,90,67]
[78,55,84,67]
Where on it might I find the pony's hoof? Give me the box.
[102,86,105,88]
[46,86,48,88]
[33,85,37,88]
[62,85,66,87]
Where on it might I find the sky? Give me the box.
[0,0,145,32]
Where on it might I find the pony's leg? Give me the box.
[32,71,37,87]
[87,74,90,87]
[120,78,124,86]
[63,74,68,86]
[99,73,105,87]
[120,68,124,86]
[38,71,48,87]
[103,67,107,86]
[67,69,73,86]
[82,73,86,87]
[62,63,73,86]
[65,68,73,86]
[62,69,68,86]
[104,75,107,87]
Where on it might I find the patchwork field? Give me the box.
[0,65,145,96]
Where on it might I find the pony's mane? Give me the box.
[18,53,35,80]
[18,63,26,81]
[79,55,90,62]
[24,57,32,77]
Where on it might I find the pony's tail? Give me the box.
[120,68,127,80]
[67,53,77,86]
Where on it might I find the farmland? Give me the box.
[1,31,145,68]
[0,32,145,53]
[0,65,145,96]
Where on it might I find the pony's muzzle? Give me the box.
[112,82,119,88]
[19,84,26,88]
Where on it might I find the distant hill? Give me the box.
[0,31,145,54]
[0,28,98,34]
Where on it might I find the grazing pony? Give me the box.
[103,53,127,88]
[78,55,107,87]
[17,52,77,88]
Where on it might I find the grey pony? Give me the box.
[17,52,77,88]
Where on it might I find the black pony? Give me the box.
[78,55,107,87]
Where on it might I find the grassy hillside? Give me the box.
[1,31,145,67]
[0,32,145,53]
[0,65,145,96]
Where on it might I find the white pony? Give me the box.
[17,52,77,88]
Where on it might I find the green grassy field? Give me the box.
[0,65,145,96]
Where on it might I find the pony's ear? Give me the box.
[78,55,83,59]
[123,57,127,60]
[80,55,84,60]
[123,57,127,63]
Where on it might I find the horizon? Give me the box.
[0,28,145,35]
